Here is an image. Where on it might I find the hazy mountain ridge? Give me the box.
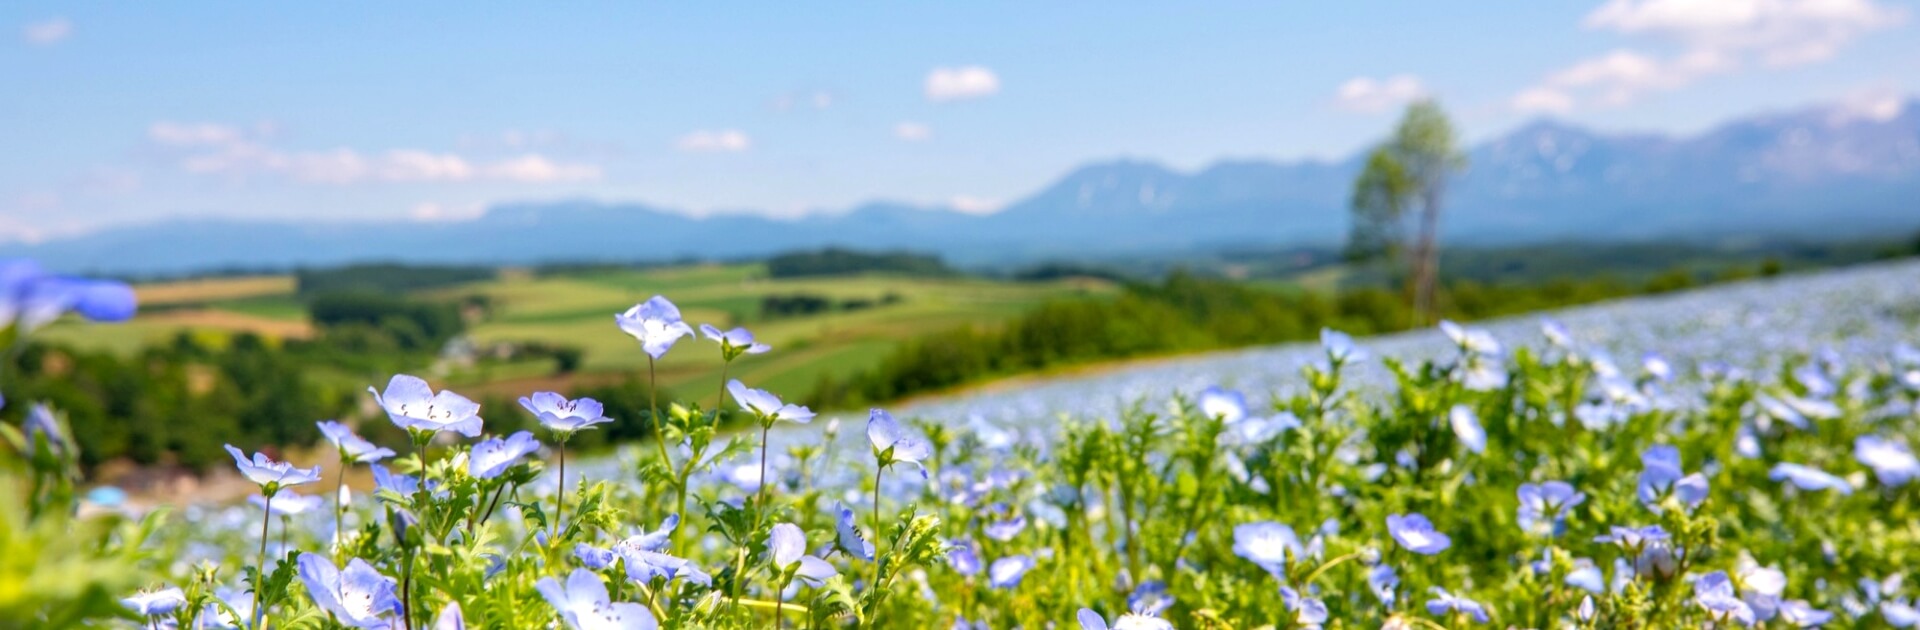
[17,99,1920,274]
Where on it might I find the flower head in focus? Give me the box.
[616,296,694,360]
[369,375,483,438]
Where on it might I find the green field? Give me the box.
[37,264,1113,401]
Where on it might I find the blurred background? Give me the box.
[7,3,1919,496]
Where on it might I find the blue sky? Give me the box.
[6,2,1917,241]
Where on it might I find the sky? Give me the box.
[5,1,1918,242]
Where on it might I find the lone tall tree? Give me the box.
[1347,100,1465,325]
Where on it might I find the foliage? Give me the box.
[294,264,495,296]
[765,248,954,279]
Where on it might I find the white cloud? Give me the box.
[1333,75,1428,113]
[22,17,71,45]
[948,195,1000,214]
[1515,0,1903,113]
[676,129,751,153]
[893,122,932,141]
[925,66,1000,102]
[771,90,835,112]
[152,121,600,184]
[410,201,485,222]
[1828,86,1910,124]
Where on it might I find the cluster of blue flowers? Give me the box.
[7,260,1920,628]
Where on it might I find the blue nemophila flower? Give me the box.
[699,323,772,359]
[122,587,186,616]
[1440,320,1501,355]
[614,513,680,556]
[1368,564,1399,607]
[1638,445,1708,513]
[317,420,395,463]
[947,539,983,576]
[369,374,483,438]
[1566,560,1604,593]
[536,568,658,630]
[469,431,541,479]
[1321,327,1365,364]
[984,512,1027,542]
[1426,587,1489,623]
[1594,525,1669,551]
[1077,607,1173,630]
[0,260,138,331]
[249,488,324,516]
[1885,600,1920,627]
[1642,352,1673,381]
[1197,386,1250,423]
[1541,318,1574,348]
[1695,571,1758,626]
[1731,558,1788,621]
[1856,435,1919,487]
[728,379,815,424]
[1281,586,1330,627]
[1516,481,1585,536]
[1232,522,1303,574]
[575,544,618,570]
[1387,513,1451,555]
[1778,599,1831,627]
[22,402,69,456]
[868,408,932,465]
[988,555,1035,589]
[620,548,712,586]
[520,392,613,435]
[615,295,694,360]
[1448,405,1486,454]
[224,444,321,489]
[298,553,402,629]
[1769,462,1854,494]
[1127,580,1173,616]
[434,602,465,630]
[834,503,874,561]
[769,523,839,587]
[371,464,420,495]
[1578,595,1596,622]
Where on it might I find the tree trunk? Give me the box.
[1410,189,1442,326]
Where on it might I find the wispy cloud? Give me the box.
[948,195,1000,214]
[1333,75,1428,113]
[925,66,1000,102]
[675,129,752,153]
[22,17,71,45]
[150,121,601,184]
[771,90,835,112]
[1515,0,1905,113]
[893,122,932,142]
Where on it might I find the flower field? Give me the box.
[6,259,1920,628]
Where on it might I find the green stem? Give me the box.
[556,443,568,539]
[334,462,347,562]
[253,488,273,630]
[647,355,673,472]
[868,464,884,627]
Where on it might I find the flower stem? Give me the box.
[868,464,884,627]
[756,424,772,514]
[556,443,568,539]
[647,355,673,472]
[253,489,273,630]
[334,461,346,562]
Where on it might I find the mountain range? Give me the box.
[17,98,1920,274]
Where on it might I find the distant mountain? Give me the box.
[15,98,1920,274]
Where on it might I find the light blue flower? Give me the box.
[1127,580,1173,616]
[1778,599,1831,627]
[469,431,541,479]
[984,513,1027,542]
[2,265,138,332]
[1076,607,1173,630]
[699,323,772,359]
[1638,445,1708,512]
[947,539,982,576]
[619,548,711,586]
[224,444,321,489]
[22,402,68,456]
[1321,327,1365,363]
[1281,586,1329,626]
[122,587,186,617]
[1387,513,1451,555]
[1566,561,1604,593]
[1196,386,1249,423]
[1425,587,1489,623]
[371,464,419,495]
[1516,481,1584,535]
[1769,462,1854,494]
[249,489,325,516]
[1440,320,1501,355]
[1695,571,1757,626]
[615,513,680,556]
[834,503,874,561]
[519,392,612,435]
[769,523,838,588]
[988,555,1035,589]
[616,296,694,360]
[1448,405,1485,454]
[1368,564,1399,607]
[536,568,658,630]
[317,420,395,463]
[868,408,931,476]
[433,602,465,630]
[1231,522,1302,574]
[1541,319,1574,347]
[298,553,402,629]
[729,379,815,424]
[369,374,483,438]
[574,544,617,570]
[1593,525,1669,550]
[1856,435,1919,487]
